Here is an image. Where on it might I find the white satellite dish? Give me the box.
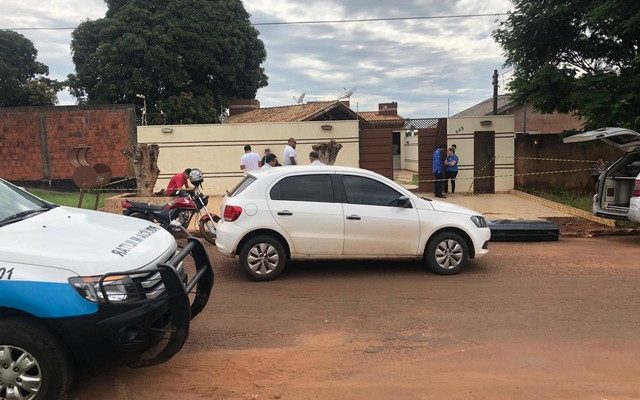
[338,87,357,100]
[292,93,306,104]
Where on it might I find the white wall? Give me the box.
[446,116,515,192]
[401,134,419,172]
[137,120,360,195]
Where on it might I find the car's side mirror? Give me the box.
[398,195,411,208]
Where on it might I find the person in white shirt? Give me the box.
[309,151,325,165]
[283,137,297,165]
[240,145,261,172]
[261,153,277,170]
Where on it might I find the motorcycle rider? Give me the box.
[166,168,195,196]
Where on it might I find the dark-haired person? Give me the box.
[444,147,459,196]
[309,151,325,165]
[261,153,278,170]
[592,155,606,191]
[240,144,260,172]
[432,143,447,198]
[166,168,194,196]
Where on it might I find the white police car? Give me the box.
[0,179,214,399]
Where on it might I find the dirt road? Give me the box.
[72,236,640,400]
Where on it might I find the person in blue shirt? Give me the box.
[432,143,447,198]
[444,147,459,196]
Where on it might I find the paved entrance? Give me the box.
[418,193,571,220]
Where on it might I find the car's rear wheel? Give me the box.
[425,231,469,275]
[0,317,73,400]
[239,235,287,281]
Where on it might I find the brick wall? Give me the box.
[510,105,584,134]
[515,134,622,191]
[0,105,136,182]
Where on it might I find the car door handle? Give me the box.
[277,210,293,216]
[346,214,361,220]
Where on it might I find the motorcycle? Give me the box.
[121,170,220,245]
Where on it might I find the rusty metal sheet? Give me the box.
[69,146,91,168]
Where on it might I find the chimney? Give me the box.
[229,99,260,116]
[378,102,398,116]
[339,100,350,108]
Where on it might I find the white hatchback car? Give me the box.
[216,166,491,281]
[564,127,640,223]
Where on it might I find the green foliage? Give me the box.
[494,0,640,130]
[69,0,268,124]
[0,30,58,106]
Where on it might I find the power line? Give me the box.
[2,12,509,31]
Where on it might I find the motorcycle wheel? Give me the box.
[199,216,220,245]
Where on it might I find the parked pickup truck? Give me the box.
[0,179,214,400]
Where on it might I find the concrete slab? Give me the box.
[415,193,572,220]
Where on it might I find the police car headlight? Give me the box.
[470,215,488,228]
[69,275,141,303]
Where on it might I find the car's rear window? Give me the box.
[609,134,640,144]
[270,174,334,203]
[228,176,256,197]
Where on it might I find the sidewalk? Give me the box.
[416,193,572,220]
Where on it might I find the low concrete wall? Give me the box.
[103,194,172,214]
[137,120,360,195]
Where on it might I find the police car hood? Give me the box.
[0,206,177,276]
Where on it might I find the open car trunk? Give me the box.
[563,128,640,220]
[598,152,640,217]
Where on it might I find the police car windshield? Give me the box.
[0,179,55,226]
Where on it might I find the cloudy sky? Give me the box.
[0,0,514,117]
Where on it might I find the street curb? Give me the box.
[508,189,616,227]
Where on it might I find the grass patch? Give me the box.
[527,189,593,212]
[26,188,119,209]
[412,174,419,185]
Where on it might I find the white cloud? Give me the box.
[0,0,514,116]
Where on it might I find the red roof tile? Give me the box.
[225,101,357,123]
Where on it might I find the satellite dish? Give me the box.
[338,87,357,100]
[292,93,306,104]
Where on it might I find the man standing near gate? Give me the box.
[433,143,446,198]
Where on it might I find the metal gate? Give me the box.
[474,131,495,193]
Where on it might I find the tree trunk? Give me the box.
[312,140,343,165]
[121,144,160,196]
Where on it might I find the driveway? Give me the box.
[424,193,572,220]
[72,236,640,400]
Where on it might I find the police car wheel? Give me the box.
[239,235,287,281]
[0,317,73,400]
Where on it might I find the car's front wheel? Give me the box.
[239,235,287,281]
[425,231,469,275]
[0,317,73,400]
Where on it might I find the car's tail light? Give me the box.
[121,199,132,209]
[633,179,640,197]
[223,205,243,222]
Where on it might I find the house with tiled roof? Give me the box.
[224,99,407,179]
[225,100,359,123]
[454,94,583,134]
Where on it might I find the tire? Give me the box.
[425,231,469,275]
[198,215,220,245]
[239,235,287,281]
[0,317,73,400]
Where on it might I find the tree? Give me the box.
[0,30,58,106]
[312,140,343,165]
[494,0,640,130]
[69,0,268,124]
[122,144,160,196]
